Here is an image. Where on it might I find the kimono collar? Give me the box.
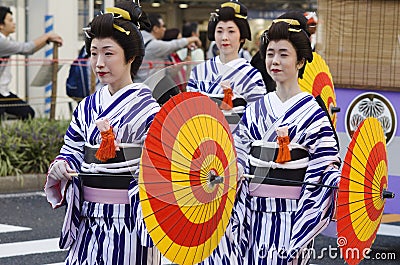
[215,55,246,66]
[271,91,309,117]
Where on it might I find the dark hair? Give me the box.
[146,13,162,32]
[277,11,310,36]
[261,20,313,79]
[0,6,12,24]
[182,22,198,38]
[207,1,251,44]
[84,1,150,78]
[259,11,310,60]
[163,28,180,41]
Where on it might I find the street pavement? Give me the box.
[0,191,399,265]
[0,192,66,265]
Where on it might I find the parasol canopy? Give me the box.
[139,92,237,265]
[298,52,339,128]
[337,117,394,265]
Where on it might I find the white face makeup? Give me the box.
[90,37,132,94]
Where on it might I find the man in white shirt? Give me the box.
[177,22,205,62]
[134,13,201,83]
[0,6,62,119]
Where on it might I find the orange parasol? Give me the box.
[298,52,340,128]
[139,92,237,264]
[336,117,394,265]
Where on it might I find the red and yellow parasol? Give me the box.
[298,52,339,128]
[337,117,394,265]
[139,92,237,264]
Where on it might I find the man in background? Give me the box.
[134,13,201,83]
[0,6,63,119]
[177,22,205,62]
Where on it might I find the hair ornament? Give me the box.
[113,24,130,35]
[105,7,131,20]
[136,11,141,29]
[272,19,300,26]
[270,19,302,33]
[221,2,247,19]
[209,12,219,22]
[260,29,268,44]
[82,26,92,39]
[105,7,132,35]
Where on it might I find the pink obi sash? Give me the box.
[249,182,302,199]
[82,186,129,204]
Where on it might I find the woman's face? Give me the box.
[265,39,299,84]
[90,37,132,92]
[214,20,242,56]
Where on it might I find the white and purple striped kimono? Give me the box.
[44,84,162,265]
[233,92,340,265]
[187,56,266,104]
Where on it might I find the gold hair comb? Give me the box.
[113,25,130,35]
[105,7,131,35]
[221,2,247,19]
[272,19,300,26]
[272,19,302,32]
[105,7,131,20]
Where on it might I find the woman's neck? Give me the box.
[219,53,239,64]
[108,79,133,96]
[275,82,302,102]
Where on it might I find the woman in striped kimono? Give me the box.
[186,1,266,108]
[44,2,162,264]
[185,2,264,265]
[232,18,341,264]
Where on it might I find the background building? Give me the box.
[0,0,317,118]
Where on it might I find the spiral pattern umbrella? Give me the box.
[337,117,393,265]
[139,92,237,265]
[298,52,339,128]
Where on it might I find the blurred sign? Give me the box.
[31,64,63,87]
[248,10,285,19]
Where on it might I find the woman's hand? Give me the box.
[48,160,75,181]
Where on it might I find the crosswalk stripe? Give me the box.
[0,224,31,233]
[322,221,400,238]
[0,238,66,258]
[377,223,400,237]
[0,191,45,199]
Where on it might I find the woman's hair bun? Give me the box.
[113,1,151,31]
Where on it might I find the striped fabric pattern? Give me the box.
[46,83,162,264]
[232,92,341,264]
[57,84,159,173]
[187,57,266,104]
[65,201,161,265]
[197,224,243,265]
